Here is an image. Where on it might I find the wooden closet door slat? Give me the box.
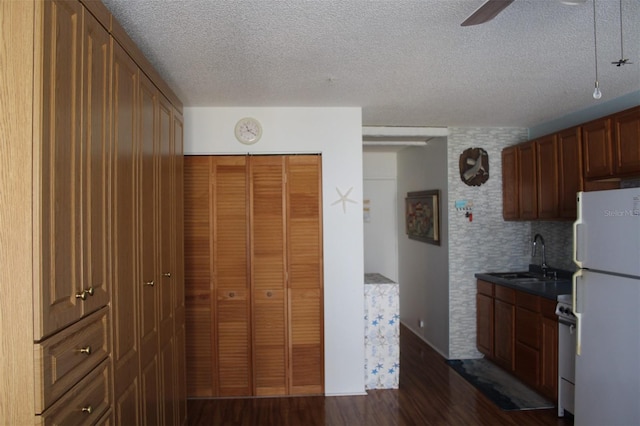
[287,155,324,395]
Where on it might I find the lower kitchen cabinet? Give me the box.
[476,280,559,402]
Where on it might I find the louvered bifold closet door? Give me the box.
[184,156,214,397]
[249,156,288,396]
[287,156,324,395]
[213,156,252,396]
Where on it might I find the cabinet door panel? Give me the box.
[39,0,83,338]
[518,142,537,219]
[540,316,558,400]
[557,127,582,219]
[82,8,111,315]
[494,300,514,371]
[583,118,613,179]
[501,146,519,220]
[111,42,140,420]
[535,135,558,219]
[613,106,640,175]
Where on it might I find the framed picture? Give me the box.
[405,190,440,245]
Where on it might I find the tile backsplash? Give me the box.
[530,221,576,272]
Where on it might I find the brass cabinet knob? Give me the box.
[84,287,95,296]
[75,291,87,300]
[79,345,91,355]
[144,280,155,287]
[163,272,172,278]
[81,405,93,414]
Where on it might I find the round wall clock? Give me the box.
[234,117,262,145]
[459,147,489,186]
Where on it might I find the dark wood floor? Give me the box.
[187,324,574,425]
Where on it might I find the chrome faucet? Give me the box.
[532,234,548,276]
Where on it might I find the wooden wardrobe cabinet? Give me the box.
[1,1,186,424]
[184,155,324,398]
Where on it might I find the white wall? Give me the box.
[397,139,450,357]
[363,152,398,282]
[184,107,365,395]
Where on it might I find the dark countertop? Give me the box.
[475,265,572,301]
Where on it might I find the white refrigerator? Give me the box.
[573,187,640,426]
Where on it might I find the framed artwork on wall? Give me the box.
[405,190,440,245]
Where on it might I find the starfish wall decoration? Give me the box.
[331,186,357,213]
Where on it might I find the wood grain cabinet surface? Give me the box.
[0,1,186,424]
[477,281,559,402]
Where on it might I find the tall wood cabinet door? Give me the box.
[286,155,324,395]
[540,317,558,401]
[250,156,288,396]
[38,0,83,339]
[557,127,583,219]
[501,146,519,220]
[138,72,160,426]
[184,156,214,397]
[583,118,613,179]
[81,9,111,316]
[535,135,558,219]
[613,106,640,176]
[518,142,537,220]
[172,111,188,426]
[158,95,175,347]
[476,293,493,357]
[111,42,141,426]
[212,156,252,397]
[157,94,177,426]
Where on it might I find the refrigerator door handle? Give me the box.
[573,192,583,268]
[572,270,583,356]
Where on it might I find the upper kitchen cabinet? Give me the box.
[582,117,614,180]
[612,106,640,176]
[583,106,640,181]
[517,141,537,220]
[535,135,559,220]
[502,146,519,220]
[557,127,583,219]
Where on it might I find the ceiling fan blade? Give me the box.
[461,0,515,26]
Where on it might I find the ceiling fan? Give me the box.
[461,0,587,26]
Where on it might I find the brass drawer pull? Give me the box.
[229,291,235,298]
[81,405,93,414]
[84,287,95,296]
[163,272,172,278]
[75,291,87,300]
[144,280,155,287]
[79,345,92,355]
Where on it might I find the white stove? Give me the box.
[556,293,575,417]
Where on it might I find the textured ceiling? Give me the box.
[102,0,640,128]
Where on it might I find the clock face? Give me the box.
[235,117,262,145]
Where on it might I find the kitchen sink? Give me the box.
[486,271,556,283]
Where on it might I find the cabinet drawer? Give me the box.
[38,359,111,425]
[35,308,110,413]
[516,291,540,312]
[477,280,493,296]
[495,286,515,303]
